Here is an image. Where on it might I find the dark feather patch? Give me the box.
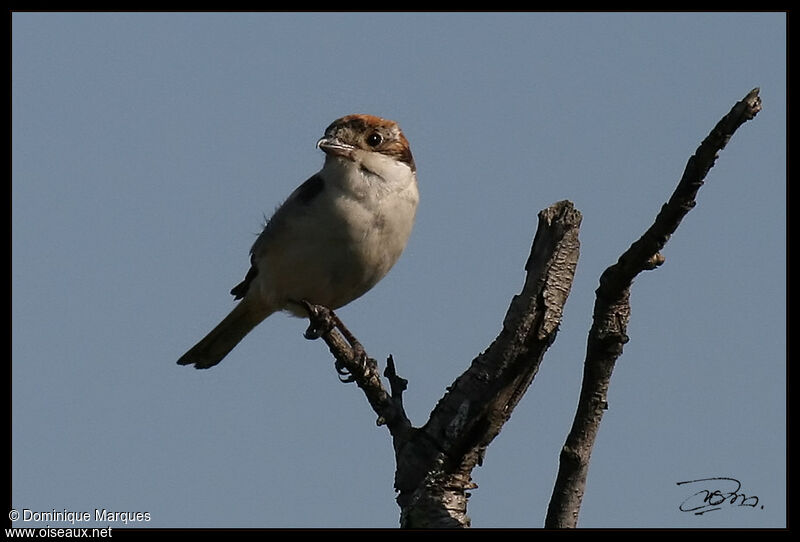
[229,174,324,300]
[296,174,324,204]
[230,260,258,300]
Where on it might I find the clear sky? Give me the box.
[11,12,785,529]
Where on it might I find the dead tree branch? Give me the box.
[544,88,762,528]
[306,200,582,528]
[303,303,413,440]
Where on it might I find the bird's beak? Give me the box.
[317,136,355,158]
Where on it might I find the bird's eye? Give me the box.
[366,133,383,147]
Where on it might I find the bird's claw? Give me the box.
[301,300,335,340]
[300,299,369,385]
[335,359,356,383]
[334,343,367,384]
[304,323,322,340]
[352,342,367,368]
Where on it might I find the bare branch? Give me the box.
[305,201,582,528]
[545,88,762,529]
[303,302,412,439]
[396,200,582,528]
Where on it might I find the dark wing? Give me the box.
[229,173,325,300]
[230,259,258,300]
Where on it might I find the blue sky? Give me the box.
[11,12,785,528]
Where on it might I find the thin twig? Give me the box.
[303,302,412,437]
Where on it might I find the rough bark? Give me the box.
[306,200,582,528]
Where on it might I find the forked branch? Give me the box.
[306,200,583,527]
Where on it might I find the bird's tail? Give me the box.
[177,299,273,369]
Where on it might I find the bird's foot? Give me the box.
[301,301,335,340]
[301,300,369,384]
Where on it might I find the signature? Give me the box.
[677,477,762,515]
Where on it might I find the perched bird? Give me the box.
[178,114,419,369]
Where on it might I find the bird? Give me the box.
[177,114,419,369]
